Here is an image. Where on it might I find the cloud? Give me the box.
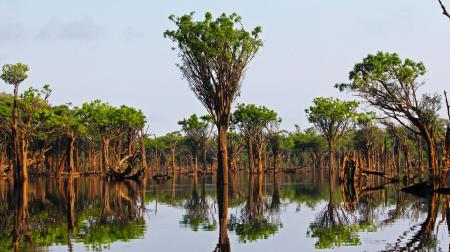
[37,17,106,41]
[0,21,25,43]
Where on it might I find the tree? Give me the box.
[178,114,210,174]
[337,52,442,186]
[77,100,146,175]
[1,63,29,182]
[165,12,263,250]
[293,127,327,169]
[50,104,86,176]
[305,97,359,176]
[232,103,279,173]
[161,131,183,175]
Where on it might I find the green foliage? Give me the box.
[305,97,360,143]
[309,222,376,249]
[1,63,29,86]
[178,114,210,156]
[293,127,327,154]
[165,12,262,62]
[0,93,13,124]
[165,12,263,124]
[229,215,281,243]
[232,103,279,137]
[336,51,441,132]
[77,100,146,138]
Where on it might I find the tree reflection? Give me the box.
[12,179,31,251]
[75,179,146,251]
[308,172,371,249]
[214,173,231,252]
[229,173,282,243]
[384,193,440,251]
[180,175,216,231]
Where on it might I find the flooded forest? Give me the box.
[1,6,450,252]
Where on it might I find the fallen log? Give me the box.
[152,174,172,181]
[106,151,144,181]
[360,169,398,182]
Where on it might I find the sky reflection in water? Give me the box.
[0,172,449,251]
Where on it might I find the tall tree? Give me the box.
[337,52,442,186]
[232,103,279,173]
[165,12,262,250]
[305,97,359,177]
[1,63,29,182]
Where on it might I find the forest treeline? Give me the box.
[0,60,449,185]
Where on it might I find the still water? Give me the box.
[1,172,449,251]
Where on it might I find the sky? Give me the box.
[0,0,449,135]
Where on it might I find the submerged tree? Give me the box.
[1,63,29,182]
[306,97,359,176]
[165,12,263,250]
[178,114,211,175]
[232,104,279,173]
[337,52,442,186]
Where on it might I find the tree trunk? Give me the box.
[329,141,335,176]
[12,84,21,183]
[171,148,176,175]
[258,146,263,174]
[216,124,229,248]
[102,137,110,173]
[19,132,28,181]
[67,134,75,175]
[140,130,148,172]
[247,138,254,173]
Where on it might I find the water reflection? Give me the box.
[1,172,450,251]
[228,173,282,243]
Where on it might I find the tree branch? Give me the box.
[438,0,450,20]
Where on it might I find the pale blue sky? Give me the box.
[1,0,449,135]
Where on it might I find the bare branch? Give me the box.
[438,0,450,20]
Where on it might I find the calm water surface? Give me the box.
[1,172,449,251]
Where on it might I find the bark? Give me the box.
[140,130,148,172]
[19,133,28,181]
[56,153,67,178]
[257,146,263,174]
[66,133,75,175]
[171,148,176,175]
[216,124,229,248]
[423,128,440,189]
[12,84,21,183]
[247,137,254,173]
[102,137,110,173]
[329,141,335,176]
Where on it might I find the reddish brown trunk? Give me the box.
[257,147,263,174]
[140,130,148,172]
[67,134,75,175]
[217,124,229,248]
[102,137,110,173]
[329,141,335,177]
[247,138,254,173]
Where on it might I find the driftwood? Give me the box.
[359,168,398,182]
[152,174,172,181]
[340,150,397,182]
[106,151,144,180]
[340,150,359,182]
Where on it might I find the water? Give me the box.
[1,172,449,251]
